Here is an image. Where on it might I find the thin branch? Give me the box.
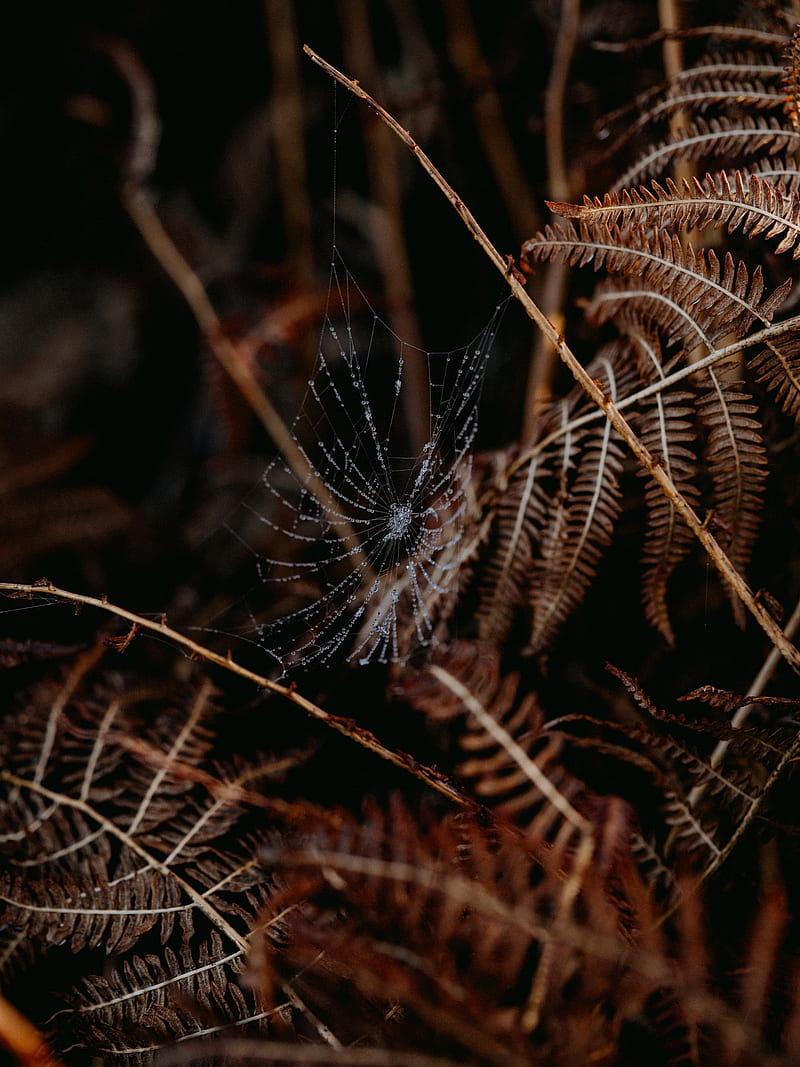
[0,581,466,808]
[123,186,377,587]
[302,44,800,676]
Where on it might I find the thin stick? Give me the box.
[123,186,376,586]
[0,581,466,808]
[109,41,376,588]
[302,45,800,676]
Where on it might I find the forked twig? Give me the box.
[302,45,800,676]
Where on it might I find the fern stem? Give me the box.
[508,311,800,479]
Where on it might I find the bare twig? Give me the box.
[0,581,466,808]
[302,44,800,676]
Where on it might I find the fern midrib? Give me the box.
[536,229,771,323]
[614,122,800,190]
[533,417,615,644]
[501,311,800,493]
[576,191,800,250]
[482,455,540,641]
[635,336,680,569]
[0,769,248,952]
[705,367,746,540]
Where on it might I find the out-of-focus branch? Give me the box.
[0,993,65,1067]
[264,0,317,371]
[522,0,580,443]
[104,38,376,585]
[337,0,431,456]
[443,0,540,240]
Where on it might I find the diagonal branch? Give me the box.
[0,582,468,807]
[302,45,800,676]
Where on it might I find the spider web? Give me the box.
[234,252,509,674]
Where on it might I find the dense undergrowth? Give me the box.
[3,2,800,1064]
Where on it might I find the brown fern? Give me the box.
[781,24,800,129]
[623,324,700,644]
[611,114,800,191]
[549,170,800,259]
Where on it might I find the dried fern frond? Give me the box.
[475,448,552,648]
[610,114,800,191]
[549,170,800,259]
[522,219,789,340]
[525,354,629,656]
[0,652,315,1062]
[624,325,700,644]
[695,362,768,623]
[598,53,788,162]
[253,796,655,1066]
[748,331,800,419]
